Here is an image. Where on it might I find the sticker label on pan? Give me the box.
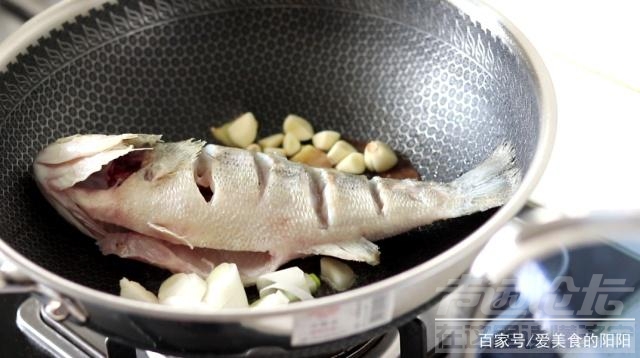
[291,292,395,346]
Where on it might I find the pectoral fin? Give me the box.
[147,222,193,249]
[302,238,380,265]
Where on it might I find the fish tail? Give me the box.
[447,144,521,216]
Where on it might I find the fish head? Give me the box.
[32,134,163,238]
[32,134,276,282]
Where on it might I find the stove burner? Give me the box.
[16,297,400,358]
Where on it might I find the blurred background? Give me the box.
[0,1,58,36]
[482,0,640,215]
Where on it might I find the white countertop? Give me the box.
[484,0,640,215]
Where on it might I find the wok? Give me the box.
[0,0,555,355]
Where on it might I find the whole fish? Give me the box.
[33,134,520,283]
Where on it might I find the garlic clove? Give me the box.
[119,278,158,303]
[290,145,332,168]
[283,133,302,157]
[157,273,207,306]
[312,131,341,151]
[210,123,234,146]
[283,114,314,141]
[335,152,366,174]
[203,263,249,309]
[227,112,259,148]
[320,257,356,292]
[258,133,285,148]
[364,140,398,172]
[326,140,357,165]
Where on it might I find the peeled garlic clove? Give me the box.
[327,140,357,165]
[228,112,258,148]
[264,147,287,157]
[158,273,207,305]
[283,114,314,141]
[245,143,261,152]
[203,263,249,309]
[320,257,356,292]
[119,278,158,303]
[258,133,284,148]
[364,140,398,172]
[283,133,301,157]
[210,123,233,146]
[290,145,332,168]
[335,152,365,174]
[312,131,341,151]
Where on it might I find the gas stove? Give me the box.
[14,297,400,357]
[2,206,639,357]
[5,288,404,357]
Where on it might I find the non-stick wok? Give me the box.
[0,0,555,355]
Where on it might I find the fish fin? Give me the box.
[143,140,205,181]
[147,222,193,249]
[448,143,521,216]
[36,134,161,165]
[303,238,380,265]
[99,233,281,285]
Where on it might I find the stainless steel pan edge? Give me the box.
[0,0,555,345]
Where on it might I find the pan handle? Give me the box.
[0,259,88,322]
[470,211,640,291]
[0,260,38,294]
[458,211,640,358]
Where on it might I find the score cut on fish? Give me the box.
[33,134,520,283]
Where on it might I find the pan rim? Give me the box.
[0,0,556,322]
